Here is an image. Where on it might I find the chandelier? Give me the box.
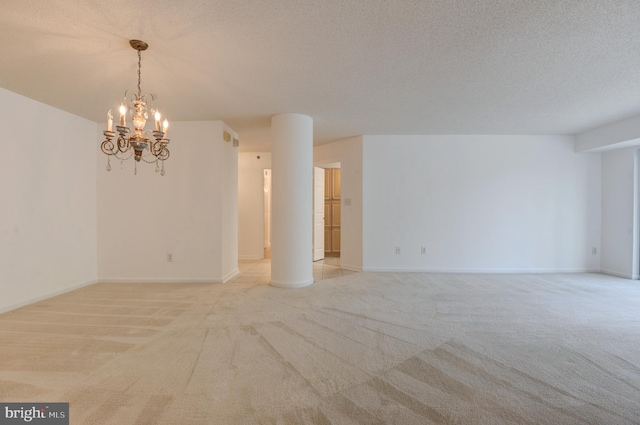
[101,40,170,175]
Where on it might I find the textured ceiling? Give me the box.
[1,0,640,150]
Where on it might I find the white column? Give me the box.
[270,113,314,288]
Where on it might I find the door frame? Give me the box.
[314,160,342,263]
[313,167,325,261]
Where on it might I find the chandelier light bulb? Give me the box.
[155,111,161,131]
[163,119,169,134]
[107,109,113,132]
[119,103,127,126]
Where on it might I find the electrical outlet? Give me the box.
[167,253,173,262]
[421,246,426,255]
[592,247,597,255]
[395,247,401,254]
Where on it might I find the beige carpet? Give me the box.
[1,271,639,424]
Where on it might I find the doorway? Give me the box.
[314,162,341,261]
[263,169,272,259]
[262,164,342,262]
[323,167,341,257]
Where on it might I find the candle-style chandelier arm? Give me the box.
[116,127,131,152]
[100,133,116,156]
[101,130,135,158]
[151,140,170,160]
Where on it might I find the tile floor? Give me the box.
[232,257,357,284]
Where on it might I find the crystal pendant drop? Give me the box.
[160,161,165,176]
[134,161,137,176]
[106,157,111,171]
[155,160,160,173]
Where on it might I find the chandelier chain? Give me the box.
[137,48,142,99]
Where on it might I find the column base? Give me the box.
[270,278,314,288]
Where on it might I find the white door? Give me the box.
[313,167,325,261]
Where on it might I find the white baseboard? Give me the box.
[361,267,601,274]
[600,268,635,279]
[339,263,362,272]
[98,269,240,285]
[0,279,98,314]
[222,268,240,283]
[97,278,225,284]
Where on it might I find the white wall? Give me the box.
[314,137,364,271]
[600,148,638,278]
[221,125,239,281]
[238,152,272,259]
[97,120,238,283]
[575,113,640,279]
[0,87,97,312]
[362,135,601,272]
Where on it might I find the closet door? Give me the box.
[324,168,341,256]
